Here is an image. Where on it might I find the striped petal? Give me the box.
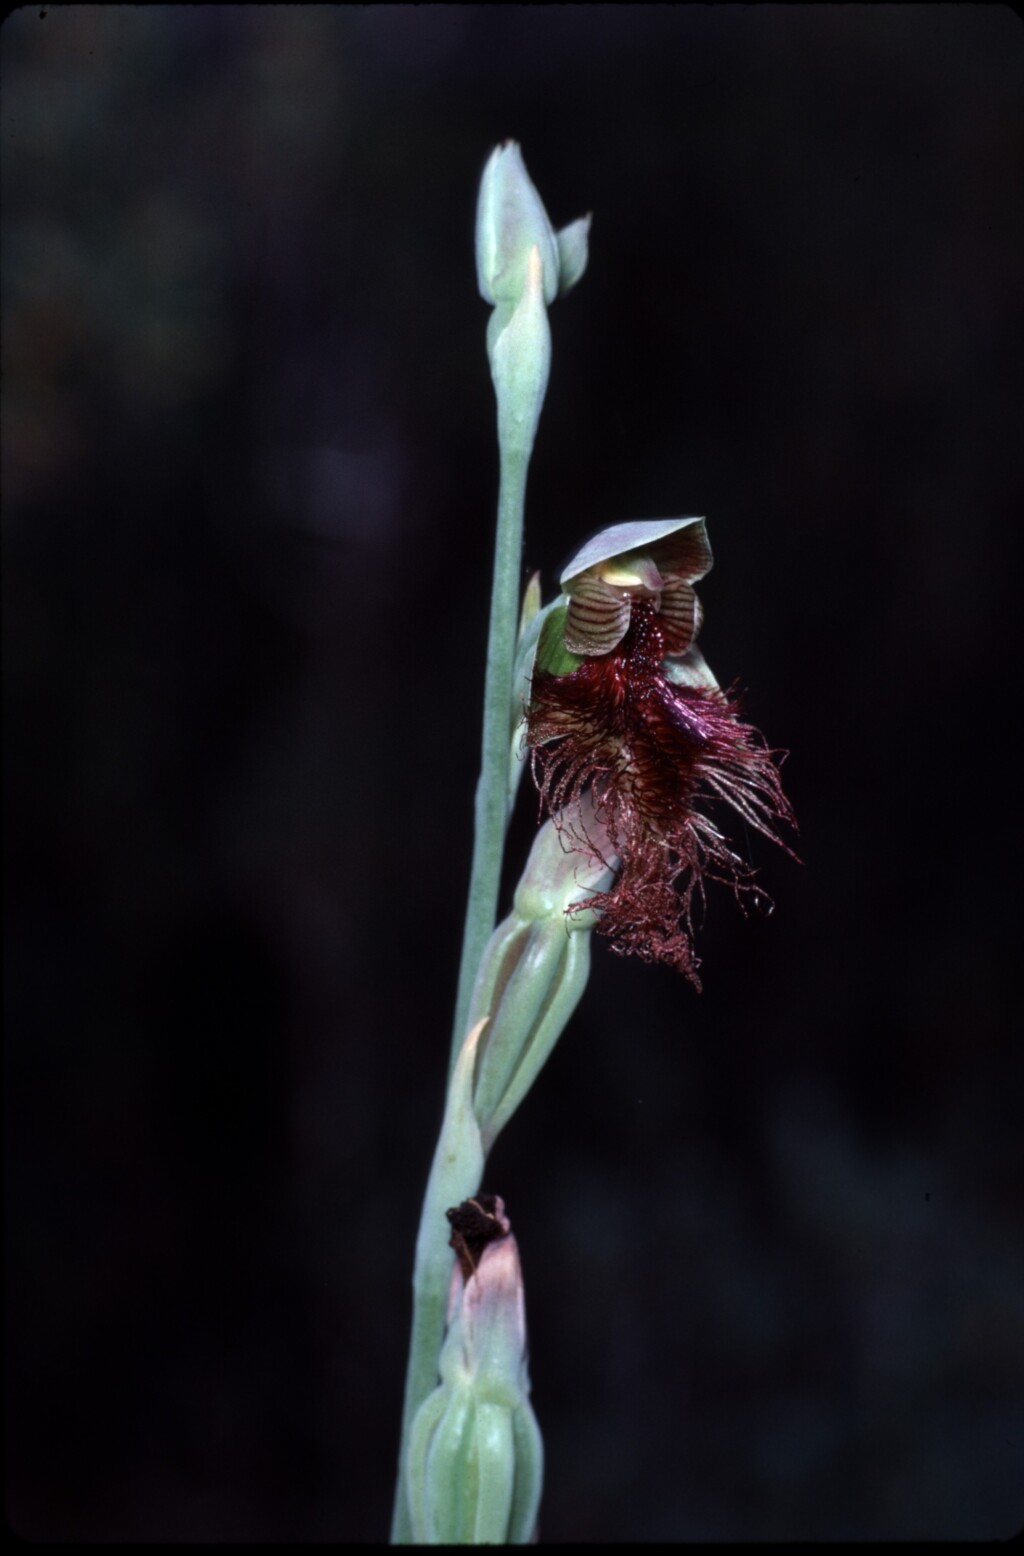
[651,518,713,584]
[658,577,702,655]
[563,575,632,654]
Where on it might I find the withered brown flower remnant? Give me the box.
[525,518,795,988]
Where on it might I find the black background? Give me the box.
[4,5,1023,1541]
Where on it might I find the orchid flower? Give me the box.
[525,518,795,989]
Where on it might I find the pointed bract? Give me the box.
[487,245,552,461]
[555,214,591,296]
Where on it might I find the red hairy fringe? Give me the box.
[526,601,795,988]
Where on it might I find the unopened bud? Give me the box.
[477,143,589,464]
[476,141,560,308]
[406,1203,543,1544]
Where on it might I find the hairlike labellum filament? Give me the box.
[526,592,794,989]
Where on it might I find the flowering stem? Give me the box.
[450,445,531,1076]
[392,441,535,1544]
[392,145,583,1544]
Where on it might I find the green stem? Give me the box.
[392,251,549,1537]
[449,446,530,1077]
[391,443,534,1544]
[392,1022,486,1542]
